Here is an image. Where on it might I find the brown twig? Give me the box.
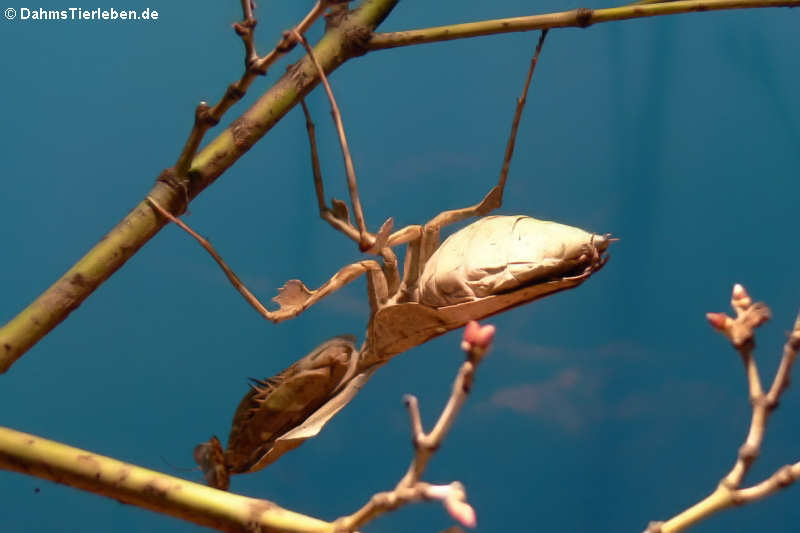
[334,321,495,531]
[644,284,800,533]
[173,0,339,180]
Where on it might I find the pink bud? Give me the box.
[706,312,729,331]
[444,498,477,528]
[463,321,496,350]
[732,283,752,308]
[732,283,746,299]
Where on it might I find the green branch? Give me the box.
[367,0,799,50]
[0,426,333,532]
[0,0,399,374]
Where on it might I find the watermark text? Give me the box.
[4,7,159,22]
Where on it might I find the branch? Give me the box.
[174,0,335,178]
[0,426,333,533]
[334,321,496,531]
[644,284,800,533]
[367,0,800,50]
[0,0,399,374]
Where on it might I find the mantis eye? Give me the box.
[194,437,229,490]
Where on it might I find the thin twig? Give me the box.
[174,1,333,179]
[367,0,800,50]
[645,284,800,533]
[334,321,495,531]
[766,312,800,404]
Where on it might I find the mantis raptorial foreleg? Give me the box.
[148,29,550,325]
[300,98,401,301]
[147,196,389,321]
[146,27,406,325]
[274,259,389,319]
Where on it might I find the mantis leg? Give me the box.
[395,236,422,303]
[300,99,395,255]
[147,196,389,323]
[147,196,279,321]
[295,31,398,254]
[495,29,548,205]
[379,247,400,298]
[424,29,550,234]
[300,99,362,245]
[273,259,390,321]
[392,30,551,286]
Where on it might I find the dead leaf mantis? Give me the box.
[147,29,612,488]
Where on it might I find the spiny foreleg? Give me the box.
[148,196,389,323]
[274,259,390,320]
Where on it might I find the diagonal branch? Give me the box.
[367,0,800,50]
[0,0,399,374]
[0,426,333,533]
[173,0,336,179]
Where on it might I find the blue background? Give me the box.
[1,1,799,531]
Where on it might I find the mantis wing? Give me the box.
[247,367,379,472]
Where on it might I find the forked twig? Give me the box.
[334,321,496,531]
[173,1,342,180]
[644,284,800,533]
